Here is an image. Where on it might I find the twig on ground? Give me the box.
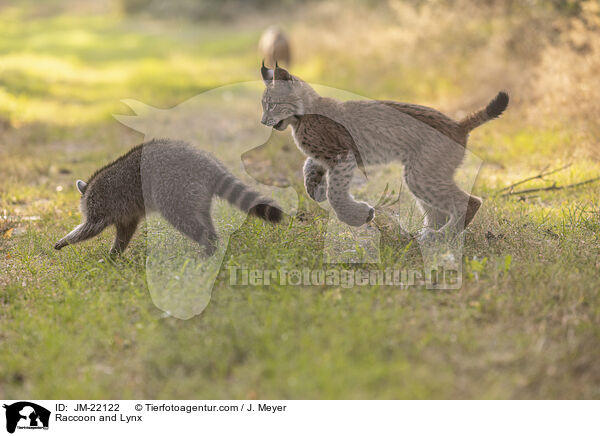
[502,176,600,198]
[494,163,572,196]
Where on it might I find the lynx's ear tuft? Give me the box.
[274,66,292,82]
[76,180,88,195]
[261,60,274,86]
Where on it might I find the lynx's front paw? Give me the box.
[335,202,375,227]
[306,181,327,202]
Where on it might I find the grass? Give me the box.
[1,1,600,399]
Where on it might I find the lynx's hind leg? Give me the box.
[464,195,482,228]
[434,184,472,234]
[436,192,481,233]
[110,217,140,255]
[405,171,473,238]
[417,200,449,230]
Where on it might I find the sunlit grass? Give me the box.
[0,11,261,125]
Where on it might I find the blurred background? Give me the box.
[0,0,598,158]
[1,0,600,399]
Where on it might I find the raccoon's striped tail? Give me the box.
[459,91,509,133]
[214,172,283,223]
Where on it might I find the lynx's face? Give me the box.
[260,64,313,130]
[261,88,302,130]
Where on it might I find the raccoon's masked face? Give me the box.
[260,64,313,131]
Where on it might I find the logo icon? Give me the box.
[3,402,50,434]
[114,82,481,319]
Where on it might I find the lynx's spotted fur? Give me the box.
[260,65,508,238]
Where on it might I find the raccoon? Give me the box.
[54,139,283,256]
[258,25,291,68]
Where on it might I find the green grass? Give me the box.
[0,11,262,125]
[1,4,600,399]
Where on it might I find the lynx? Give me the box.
[54,139,282,256]
[260,64,508,240]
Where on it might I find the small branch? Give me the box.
[494,163,572,196]
[502,176,600,197]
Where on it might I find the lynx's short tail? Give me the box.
[214,171,283,223]
[459,91,509,133]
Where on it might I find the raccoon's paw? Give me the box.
[203,243,217,257]
[108,248,124,257]
[201,233,218,257]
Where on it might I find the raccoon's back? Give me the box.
[86,139,282,223]
[83,144,145,220]
[84,139,196,218]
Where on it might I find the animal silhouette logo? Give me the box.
[3,402,50,434]
[114,81,483,319]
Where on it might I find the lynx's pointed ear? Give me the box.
[76,180,88,195]
[274,66,292,82]
[261,60,274,86]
